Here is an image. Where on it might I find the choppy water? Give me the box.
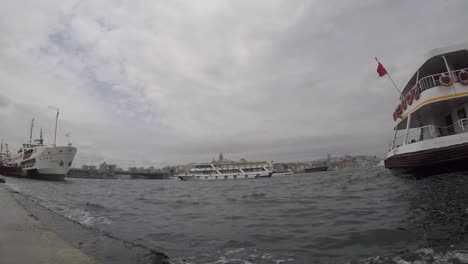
[5,167,468,264]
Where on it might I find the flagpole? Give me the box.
[375,57,402,99]
[386,74,402,95]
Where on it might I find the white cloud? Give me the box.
[1,0,467,167]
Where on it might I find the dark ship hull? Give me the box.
[0,165,23,177]
[385,142,468,175]
[304,166,328,173]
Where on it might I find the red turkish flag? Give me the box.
[376,60,387,77]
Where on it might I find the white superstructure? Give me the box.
[176,161,272,181]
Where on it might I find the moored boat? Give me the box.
[0,140,22,177]
[273,170,294,176]
[8,111,78,181]
[384,44,468,173]
[176,161,273,181]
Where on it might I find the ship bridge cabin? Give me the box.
[390,46,468,150]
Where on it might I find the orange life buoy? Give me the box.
[413,86,421,100]
[402,100,407,111]
[393,111,397,121]
[439,73,453,87]
[407,93,414,106]
[458,70,468,85]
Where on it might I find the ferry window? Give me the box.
[458,108,467,119]
[224,176,228,179]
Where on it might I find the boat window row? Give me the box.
[194,164,213,169]
[218,169,242,174]
[192,170,216,175]
[242,168,265,172]
[195,175,250,179]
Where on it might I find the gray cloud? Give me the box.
[0,0,467,167]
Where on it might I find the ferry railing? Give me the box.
[419,74,438,91]
[458,118,468,131]
[392,134,406,149]
[391,125,435,149]
[434,123,458,137]
[391,118,468,150]
[404,67,468,96]
[406,125,436,144]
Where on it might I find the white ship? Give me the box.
[384,44,468,174]
[176,161,273,181]
[10,111,77,181]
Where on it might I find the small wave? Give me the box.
[223,240,256,248]
[225,248,245,255]
[205,256,253,264]
[36,200,112,226]
[241,193,266,199]
[353,248,468,264]
[62,206,112,226]
[223,215,246,220]
[84,202,108,212]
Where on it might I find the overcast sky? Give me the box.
[1,0,467,167]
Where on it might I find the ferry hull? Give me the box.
[26,169,65,181]
[21,146,77,181]
[385,142,468,174]
[304,166,328,173]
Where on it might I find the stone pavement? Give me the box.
[0,182,99,264]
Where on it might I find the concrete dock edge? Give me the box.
[0,181,99,264]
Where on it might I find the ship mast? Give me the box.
[1,138,3,153]
[54,109,59,147]
[29,118,34,143]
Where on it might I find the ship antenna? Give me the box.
[29,118,34,143]
[54,109,59,147]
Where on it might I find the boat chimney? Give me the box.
[29,118,34,143]
[40,129,43,145]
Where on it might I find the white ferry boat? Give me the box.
[10,112,77,181]
[385,44,468,173]
[176,161,273,181]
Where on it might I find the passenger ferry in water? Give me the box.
[385,44,468,173]
[8,111,77,181]
[176,161,273,181]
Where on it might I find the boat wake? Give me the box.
[353,248,468,264]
